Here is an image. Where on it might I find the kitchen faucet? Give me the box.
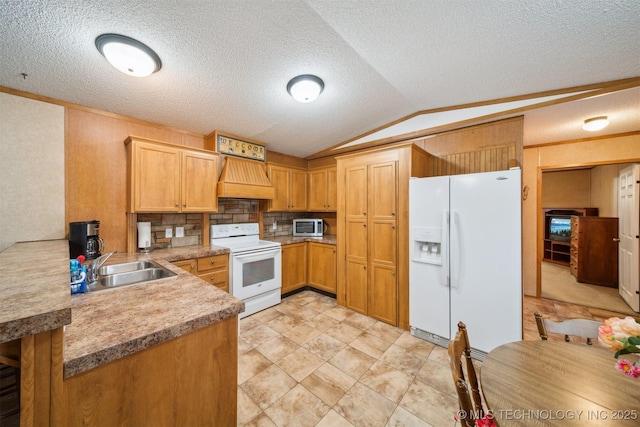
[87,250,118,285]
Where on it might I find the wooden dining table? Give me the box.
[480,341,640,426]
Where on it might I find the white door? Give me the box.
[618,164,640,312]
[409,176,451,340]
[449,170,523,353]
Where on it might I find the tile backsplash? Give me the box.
[137,213,202,250]
[136,199,333,250]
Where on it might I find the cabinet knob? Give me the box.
[210,276,215,281]
[391,271,396,276]
[363,224,367,228]
[391,212,395,216]
[211,260,215,264]
[183,203,186,207]
[363,212,367,215]
[190,265,195,270]
[363,265,366,270]
[175,203,179,207]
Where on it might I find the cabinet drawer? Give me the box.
[173,259,196,273]
[197,254,228,272]
[198,270,228,288]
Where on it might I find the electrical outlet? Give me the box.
[175,226,184,238]
[272,220,277,230]
[165,227,173,238]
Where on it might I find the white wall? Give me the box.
[0,92,65,252]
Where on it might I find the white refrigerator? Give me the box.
[409,169,522,357]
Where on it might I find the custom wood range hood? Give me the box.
[217,156,275,199]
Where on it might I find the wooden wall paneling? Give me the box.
[65,108,206,253]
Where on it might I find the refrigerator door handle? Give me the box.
[451,210,461,288]
[441,210,449,286]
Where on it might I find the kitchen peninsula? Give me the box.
[0,240,244,427]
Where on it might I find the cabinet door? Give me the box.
[173,259,196,273]
[345,259,367,315]
[290,168,307,211]
[369,161,397,221]
[133,142,180,212]
[268,165,290,211]
[308,243,336,293]
[281,243,307,294]
[368,264,397,325]
[345,166,367,218]
[326,167,337,211]
[307,169,327,211]
[181,150,218,212]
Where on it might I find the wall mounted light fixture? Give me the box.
[95,34,162,77]
[582,116,609,131]
[287,74,324,103]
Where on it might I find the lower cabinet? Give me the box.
[173,254,229,292]
[282,241,337,295]
[307,242,336,293]
[282,243,307,294]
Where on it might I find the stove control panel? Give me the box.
[211,222,259,239]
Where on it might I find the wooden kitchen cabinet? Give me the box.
[307,242,336,293]
[126,137,218,213]
[340,157,398,323]
[173,254,229,292]
[337,144,432,328]
[173,259,196,273]
[265,164,307,211]
[307,167,337,211]
[197,254,229,292]
[570,216,619,287]
[281,243,307,294]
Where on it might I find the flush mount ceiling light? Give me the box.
[95,34,161,77]
[287,74,324,103]
[582,116,609,131]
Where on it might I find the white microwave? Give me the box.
[293,219,324,237]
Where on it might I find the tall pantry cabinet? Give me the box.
[336,143,433,328]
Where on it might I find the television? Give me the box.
[549,217,571,241]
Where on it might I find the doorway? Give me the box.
[539,162,638,315]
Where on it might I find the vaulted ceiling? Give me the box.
[1,1,638,158]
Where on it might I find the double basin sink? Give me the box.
[88,260,177,292]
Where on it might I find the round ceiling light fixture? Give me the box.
[95,34,162,77]
[287,74,324,103]
[582,116,609,131]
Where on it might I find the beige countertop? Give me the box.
[266,234,337,245]
[0,240,244,379]
[0,240,72,343]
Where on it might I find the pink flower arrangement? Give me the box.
[616,359,640,378]
[599,316,640,378]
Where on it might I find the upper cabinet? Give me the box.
[264,164,307,212]
[125,137,219,213]
[307,167,337,212]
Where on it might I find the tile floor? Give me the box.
[237,291,638,427]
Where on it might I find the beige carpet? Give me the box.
[541,261,638,316]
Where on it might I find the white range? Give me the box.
[211,223,282,318]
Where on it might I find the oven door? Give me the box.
[231,247,282,300]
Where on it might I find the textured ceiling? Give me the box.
[1,1,639,158]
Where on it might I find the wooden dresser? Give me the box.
[570,216,619,287]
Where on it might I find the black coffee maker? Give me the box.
[69,220,104,260]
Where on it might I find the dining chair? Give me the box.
[534,311,601,345]
[448,321,485,427]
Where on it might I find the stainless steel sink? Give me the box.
[89,260,177,292]
[98,260,162,275]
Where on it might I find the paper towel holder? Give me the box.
[137,222,152,253]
